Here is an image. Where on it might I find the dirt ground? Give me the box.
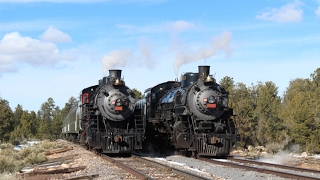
[17,145,320,180]
[284,156,320,170]
[231,150,320,171]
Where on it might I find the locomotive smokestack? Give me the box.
[109,69,122,79]
[198,66,210,80]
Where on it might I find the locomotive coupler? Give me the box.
[114,135,123,142]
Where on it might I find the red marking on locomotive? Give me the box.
[114,106,123,111]
[206,103,216,108]
[82,93,89,103]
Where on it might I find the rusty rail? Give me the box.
[132,154,211,180]
[199,157,320,180]
[101,155,153,180]
[228,157,320,174]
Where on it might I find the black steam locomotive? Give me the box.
[62,69,144,154]
[136,66,238,157]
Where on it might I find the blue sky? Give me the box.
[0,0,319,112]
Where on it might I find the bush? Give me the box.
[266,142,284,154]
[39,140,61,149]
[0,156,20,173]
[24,152,47,165]
[0,149,15,157]
[0,140,60,174]
[306,141,320,154]
[0,147,23,174]
[0,144,13,150]
[0,173,17,180]
[17,148,32,160]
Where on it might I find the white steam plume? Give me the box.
[173,31,232,75]
[138,38,155,69]
[101,49,133,75]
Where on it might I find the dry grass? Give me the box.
[0,140,59,175]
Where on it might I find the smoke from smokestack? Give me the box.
[101,49,133,75]
[139,38,155,69]
[101,38,156,75]
[173,31,232,75]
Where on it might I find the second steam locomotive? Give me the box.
[62,69,144,154]
[136,66,238,157]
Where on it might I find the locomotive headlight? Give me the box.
[115,99,122,106]
[114,99,123,111]
[208,96,215,104]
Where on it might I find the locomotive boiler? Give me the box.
[136,65,238,157]
[62,69,144,154]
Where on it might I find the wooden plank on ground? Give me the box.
[33,166,86,174]
[64,174,99,180]
[44,146,74,155]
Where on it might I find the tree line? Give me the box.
[1,69,320,153]
[220,68,320,153]
[0,89,142,145]
[0,97,78,144]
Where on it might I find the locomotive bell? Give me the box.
[205,75,214,83]
[114,78,122,85]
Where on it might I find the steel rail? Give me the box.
[101,154,154,180]
[228,156,320,174]
[199,157,320,180]
[132,154,211,180]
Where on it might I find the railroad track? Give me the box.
[61,140,213,179]
[101,154,211,180]
[198,156,320,180]
[61,140,320,180]
[60,140,211,179]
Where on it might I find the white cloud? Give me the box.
[0,64,16,74]
[115,24,136,34]
[0,0,162,3]
[255,0,303,23]
[166,20,195,32]
[0,31,77,74]
[115,20,197,35]
[115,24,135,30]
[0,0,107,3]
[39,26,71,43]
[315,6,320,17]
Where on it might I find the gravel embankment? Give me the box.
[23,140,139,180]
[22,140,320,180]
[144,155,291,180]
